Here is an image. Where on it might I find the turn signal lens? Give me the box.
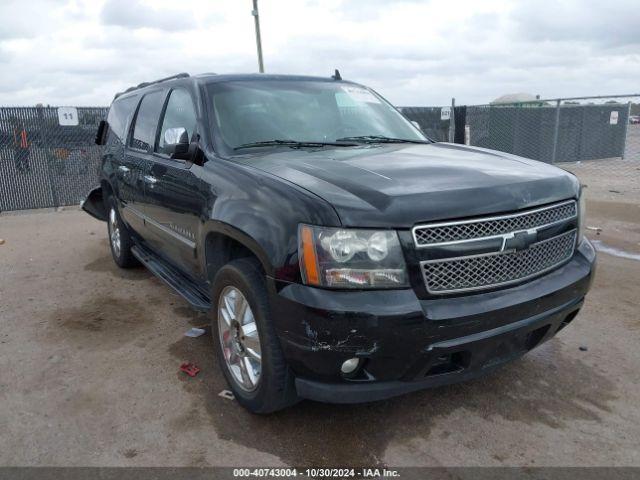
[578,188,586,241]
[299,225,320,285]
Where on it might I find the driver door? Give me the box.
[142,87,205,278]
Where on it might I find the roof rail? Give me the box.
[114,72,190,99]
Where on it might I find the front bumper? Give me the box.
[269,239,596,404]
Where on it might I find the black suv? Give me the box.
[83,72,596,413]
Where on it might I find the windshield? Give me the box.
[206,79,428,154]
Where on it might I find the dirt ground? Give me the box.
[1,194,639,467]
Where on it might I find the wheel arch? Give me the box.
[203,223,274,284]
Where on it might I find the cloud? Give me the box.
[335,0,430,20]
[100,0,197,31]
[510,0,640,48]
[0,0,638,106]
[0,0,55,40]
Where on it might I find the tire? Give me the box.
[107,197,139,268]
[211,258,298,413]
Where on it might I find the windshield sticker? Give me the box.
[341,86,381,104]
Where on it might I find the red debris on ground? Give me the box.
[179,362,200,377]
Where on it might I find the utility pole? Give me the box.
[252,0,265,73]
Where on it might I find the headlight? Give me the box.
[298,225,409,288]
[578,188,586,241]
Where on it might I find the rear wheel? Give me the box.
[211,258,298,413]
[107,198,138,268]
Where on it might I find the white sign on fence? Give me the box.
[57,107,79,126]
[610,111,619,125]
[440,107,451,121]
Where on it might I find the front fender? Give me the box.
[81,186,107,221]
[201,220,277,277]
[196,158,342,283]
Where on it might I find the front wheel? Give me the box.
[211,258,298,413]
[107,198,138,268]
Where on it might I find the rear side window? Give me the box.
[106,95,138,143]
[157,88,197,154]
[130,90,164,151]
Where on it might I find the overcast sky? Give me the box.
[0,0,638,107]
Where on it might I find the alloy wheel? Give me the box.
[109,207,121,258]
[217,286,262,391]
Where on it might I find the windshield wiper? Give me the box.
[335,135,431,144]
[234,139,358,150]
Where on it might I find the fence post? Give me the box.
[551,99,561,163]
[448,97,455,143]
[453,105,467,144]
[37,105,59,207]
[622,101,631,160]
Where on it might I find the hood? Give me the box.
[235,143,580,228]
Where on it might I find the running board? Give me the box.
[131,244,211,311]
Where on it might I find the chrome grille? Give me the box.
[421,230,577,293]
[413,200,577,246]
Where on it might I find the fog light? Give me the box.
[341,357,360,374]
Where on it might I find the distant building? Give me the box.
[491,93,545,106]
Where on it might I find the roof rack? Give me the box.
[114,72,190,99]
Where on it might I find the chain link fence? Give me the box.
[551,97,640,205]
[0,106,108,212]
[397,106,453,142]
[1,96,639,212]
[403,95,640,205]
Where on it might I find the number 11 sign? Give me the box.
[57,107,79,126]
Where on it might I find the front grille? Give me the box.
[413,200,577,246]
[421,230,577,294]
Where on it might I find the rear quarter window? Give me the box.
[106,95,138,143]
[130,90,165,151]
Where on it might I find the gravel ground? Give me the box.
[0,198,639,467]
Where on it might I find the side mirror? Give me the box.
[163,127,203,164]
[163,127,190,158]
[95,120,108,145]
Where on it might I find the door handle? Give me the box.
[143,175,158,185]
[118,165,130,173]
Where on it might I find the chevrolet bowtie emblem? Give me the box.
[502,229,538,252]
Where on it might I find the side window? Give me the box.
[157,88,197,154]
[106,95,138,144]
[130,90,164,151]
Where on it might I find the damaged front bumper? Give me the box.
[270,239,596,404]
